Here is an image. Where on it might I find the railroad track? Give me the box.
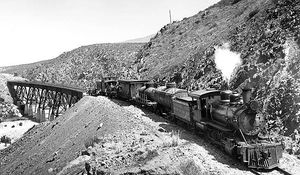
[250,167,292,175]
[274,167,293,175]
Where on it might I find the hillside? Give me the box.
[0,43,143,90]
[135,0,272,86]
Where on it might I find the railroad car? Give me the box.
[151,82,188,114]
[172,95,197,124]
[134,82,158,108]
[117,79,149,99]
[136,82,188,115]
[91,76,118,96]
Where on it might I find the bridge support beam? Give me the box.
[7,81,83,122]
[24,104,29,115]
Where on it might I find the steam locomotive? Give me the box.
[90,77,284,170]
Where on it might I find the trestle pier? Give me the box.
[7,81,84,122]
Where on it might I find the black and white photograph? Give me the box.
[0,0,300,174]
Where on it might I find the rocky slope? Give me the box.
[0,74,25,103]
[0,43,143,90]
[230,0,300,134]
[0,74,25,121]
[135,0,271,87]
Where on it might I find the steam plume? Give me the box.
[214,43,241,82]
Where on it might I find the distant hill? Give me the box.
[0,59,53,75]
[122,34,155,43]
[0,43,143,89]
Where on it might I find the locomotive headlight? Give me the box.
[254,113,262,127]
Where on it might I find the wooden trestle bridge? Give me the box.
[7,81,84,122]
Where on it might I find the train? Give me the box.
[89,76,284,170]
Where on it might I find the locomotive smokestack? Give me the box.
[242,88,252,104]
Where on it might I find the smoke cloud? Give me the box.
[214,43,241,82]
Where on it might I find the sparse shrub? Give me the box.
[180,159,204,175]
[231,0,242,5]
[84,136,101,148]
[248,9,260,20]
[0,135,12,146]
[111,142,123,154]
[78,73,85,80]
[170,72,182,85]
[136,148,159,162]
[163,130,181,147]
[208,22,217,30]
[19,122,23,126]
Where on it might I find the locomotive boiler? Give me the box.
[209,89,264,136]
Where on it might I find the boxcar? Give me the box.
[118,79,149,100]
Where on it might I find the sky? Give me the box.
[0,0,220,67]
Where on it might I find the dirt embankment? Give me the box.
[0,96,299,175]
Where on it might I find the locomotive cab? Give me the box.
[189,90,221,123]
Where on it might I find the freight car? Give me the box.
[89,76,118,97]
[117,79,149,99]
[92,79,284,170]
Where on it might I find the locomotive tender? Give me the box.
[91,77,284,169]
